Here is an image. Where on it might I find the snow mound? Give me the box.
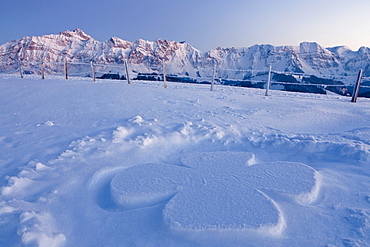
[110,152,321,235]
[18,211,66,247]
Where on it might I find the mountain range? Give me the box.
[0,29,369,94]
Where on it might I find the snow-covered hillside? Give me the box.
[1,29,370,80]
[0,74,370,246]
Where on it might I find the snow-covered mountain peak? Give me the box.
[327,45,352,54]
[327,46,360,62]
[358,46,370,56]
[299,42,328,55]
[108,37,131,49]
[1,29,370,79]
[59,29,91,40]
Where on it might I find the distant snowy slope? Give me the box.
[1,29,370,79]
[0,75,370,246]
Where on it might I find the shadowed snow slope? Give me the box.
[0,74,370,247]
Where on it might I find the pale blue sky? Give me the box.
[1,0,370,51]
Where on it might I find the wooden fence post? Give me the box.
[351,69,363,103]
[90,61,96,82]
[18,58,24,78]
[211,64,216,91]
[64,59,68,80]
[265,65,272,96]
[163,61,167,88]
[124,60,131,84]
[41,60,45,79]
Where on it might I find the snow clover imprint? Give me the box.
[110,152,321,233]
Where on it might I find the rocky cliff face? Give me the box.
[1,29,369,82]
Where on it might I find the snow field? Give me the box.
[0,74,370,246]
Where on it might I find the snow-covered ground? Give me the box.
[0,74,370,247]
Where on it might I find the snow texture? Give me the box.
[111,152,320,236]
[0,74,370,246]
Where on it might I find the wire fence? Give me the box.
[1,60,370,100]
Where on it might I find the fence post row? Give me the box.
[18,58,24,78]
[351,69,363,103]
[163,61,167,88]
[7,60,367,103]
[124,60,131,85]
[265,65,272,96]
[64,59,68,80]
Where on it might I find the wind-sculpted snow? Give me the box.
[1,76,370,246]
[110,152,321,235]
